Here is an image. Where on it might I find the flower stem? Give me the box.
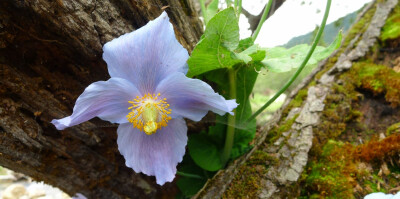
[176,171,204,179]
[222,69,237,165]
[252,0,274,41]
[237,0,242,17]
[226,0,232,7]
[246,0,332,123]
[200,0,207,21]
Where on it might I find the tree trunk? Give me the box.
[0,0,202,198]
[194,0,400,198]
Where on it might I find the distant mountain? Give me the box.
[283,11,358,48]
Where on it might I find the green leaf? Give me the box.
[207,117,226,145]
[204,0,219,25]
[250,49,267,62]
[177,175,205,197]
[188,133,223,171]
[232,44,260,64]
[261,31,342,73]
[232,38,266,64]
[230,64,260,158]
[231,101,256,159]
[202,63,261,160]
[177,155,209,197]
[188,35,265,167]
[236,37,254,51]
[187,8,240,77]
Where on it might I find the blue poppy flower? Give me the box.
[51,12,237,185]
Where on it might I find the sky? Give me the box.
[240,0,373,47]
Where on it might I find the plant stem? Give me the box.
[221,69,237,165]
[200,0,207,20]
[246,0,332,123]
[252,0,274,41]
[226,0,232,7]
[237,0,242,17]
[176,171,204,179]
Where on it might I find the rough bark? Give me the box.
[194,0,400,198]
[0,0,202,198]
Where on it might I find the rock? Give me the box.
[28,187,46,198]
[0,175,17,184]
[27,182,71,199]
[2,184,28,199]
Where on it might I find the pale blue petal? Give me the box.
[117,118,187,185]
[155,73,238,121]
[72,193,87,199]
[51,78,140,130]
[364,192,399,199]
[103,12,189,94]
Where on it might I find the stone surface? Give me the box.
[0,167,75,199]
[2,184,28,199]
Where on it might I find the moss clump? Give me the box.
[386,122,400,135]
[381,4,400,42]
[303,64,399,197]
[354,134,400,162]
[266,114,299,145]
[312,81,361,151]
[350,61,400,107]
[300,2,400,198]
[346,5,376,44]
[287,89,308,109]
[223,150,276,198]
[303,140,357,198]
[304,134,400,198]
[303,128,400,198]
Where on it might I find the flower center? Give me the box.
[126,93,171,135]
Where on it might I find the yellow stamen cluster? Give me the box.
[126,93,172,135]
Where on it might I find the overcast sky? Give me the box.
[239,0,372,47]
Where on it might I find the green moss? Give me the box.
[266,114,299,145]
[302,71,364,198]
[304,134,400,198]
[346,5,376,43]
[315,56,338,80]
[288,89,308,109]
[223,150,275,198]
[350,61,400,107]
[280,88,308,123]
[381,4,400,41]
[364,174,388,193]
[304,140,356,198]
[313,82,360,146]
[300,2,400,198]
[303,60,400,197]
[386,122,400,135]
